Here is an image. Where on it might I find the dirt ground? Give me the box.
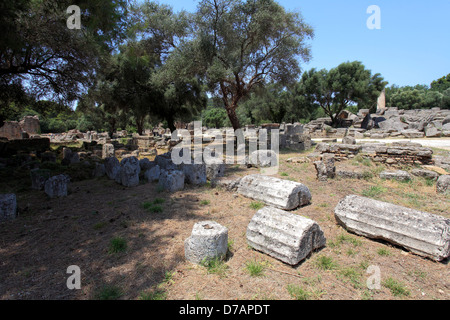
[0,147,449,300]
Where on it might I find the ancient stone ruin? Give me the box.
[185,221,229,265]
[246,206,326,265]
[334,195,450,262]
[315,141,434,166]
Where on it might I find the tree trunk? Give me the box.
[136,117,144,136]
[166,114,176,133]
[226,106,241,130]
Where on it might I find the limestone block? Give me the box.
[104,157,121,181]
[379,170,411,181]
[120,156,141,187]
[237,174,311,210]
[181,163,207,185]
[0,194,17,222]
[436,175,450,194]
[102,143,115,159]
[185,221,228,264]
[246,207,326,265]
[44,174,70,198]
[334,195,450,261]
[145,165,161,182]
[158,170,185,192]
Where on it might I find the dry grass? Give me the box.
[0,147,449,300]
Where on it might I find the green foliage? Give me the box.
[430,73,450,93]
[362,185,388,198]
[295,61,387,126]
[201,256,229,278]
[385,81,449,110]
[377,247,391,256]
[108,237,127,254]
[138,289,167,300]
[287,284,311,300]
[95,285,123,300]
[202,105,228,129]
[174,0,314,129]
[142,200,164,213]
[314,255,338,270]
[249,202,265,210]
[383,277,410,297]
[245,260,266,277]
[0,0,129,105]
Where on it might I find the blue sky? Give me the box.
[154,0,450,87]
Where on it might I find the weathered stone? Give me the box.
[334,195,450,261]
[62,147,72,161]
[436,175,450,194]
[19,116,40,134]
[44,174,70,198]
[181,163,207,185]
[155,152,180,170]
[205,160,226,180]
[336,170,365,179]
[92,163,106,178]
[246,206,326,265]
[158,170,185,192]
[185,221,228,264]
[314,154,335,182]
[314,161,328,182]
[211,176,241,191]
[378,119,407,131]
[379,170,411,181]
[411,169,439,180]
[120,156,141,187]
[139,158,155,171]
[342,136,356,145]
[30,168,51,190]
[425,127,441,138]
[104,157,121,181]
[0,121,22,140]
[145,165,161,182]
[401,129,425,139]
[0,194,17,222]
[102,143,115,159]
[248,150,278,168]
[237,174,312,210]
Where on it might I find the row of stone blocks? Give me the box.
[184,174,450,266]
[104,153,226,191]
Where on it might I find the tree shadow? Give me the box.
[0,176,206,300]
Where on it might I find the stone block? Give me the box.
[379,170,411,181]
[237,174,311,210]
[411,169,439,181]
[334,195,450,261]
[92,163,106,178]
[158,170,185,192]
[436,175,450,194]
[246,206,326,265]
[30,168,51,190]
[206,160,226,180]
[102,143,115,159]
[185,221,228,264]
[181,163,207,185]
[145,165,161,182]
[104,157,121,181]
[120,156,141,187]
[0,194,17,222]
[44,174,70,198]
